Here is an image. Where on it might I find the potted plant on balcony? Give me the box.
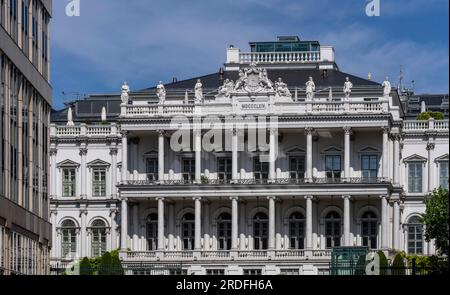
[201,175,210,184]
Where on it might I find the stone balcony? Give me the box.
[123,249,333,262]
[403,119,449,133]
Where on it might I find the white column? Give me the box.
[232,129,239,180]
[50,149,57,198]
[80,147,87,198]
[132,139,139,180]
[426,143,435,192]
[393,134,400,184]
[269,129,276,180]
[380,195,388,249]
[158,131,165,181]
[275,199,282,250]
[110,209,117,250]
[110,147,118,198]
[194,197,202,250]
[231,197,239,250]
[157,198,165,250]
[120,199,128,250]
[203,200,210,250]
[194,130,201,182]
[305,196,313,249]
[268,196,276,250]
[343,196,351,246]
[121,131,128,183]
[239,200,246,250]
[168,202,175,250]
[393,200,400,250]
[382,127,389,180]
[305,128,313,181]
[50,211,57,257]
[80,210,87,257]
[343,127,351,180]
[132,204,139,251]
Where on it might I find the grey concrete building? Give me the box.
[0,0,52,275]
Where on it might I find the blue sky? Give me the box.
[51,0,449,110]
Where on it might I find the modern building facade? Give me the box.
[0,0,52,275]
[49,36,449,275]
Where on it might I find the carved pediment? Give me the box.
[87,159,111,168]
[435,154,449,163]
[57,159,80,168]
[403,154,427,163]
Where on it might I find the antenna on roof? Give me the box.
[62,91,85,106]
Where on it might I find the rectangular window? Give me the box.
[92,168,106,197]
[253,158,269,180]
[440,162,449,189]
[182,158,195,181]
[325,155,341,181]
[146,158,158,181]
[289,156,305,179]
[62,168,76,197]
[217,157,232,181]
[408,163,423,193]
[361,155,378,181]
[206,269,225,275]
[243,269,262,275]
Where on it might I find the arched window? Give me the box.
[253,212,268,250]
[217,212,232,250]
[91,219,107,257]
[325,211,341,248]
[289,212,305,249]
[407,216,424,254]
[61,220,77,257]
[181,213,195,250]
[146,213,158,250]
[361,211,378,249]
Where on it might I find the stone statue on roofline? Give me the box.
[305,76,315,100]
[156,81,166,104]
[259,68,274,90]
[234,69,247,91]
[382,76,392,97]
[194,79,203,103]
[67,107,74,127]
[121,82,130,104]
[343,77,353,99]
[275,77,291,98]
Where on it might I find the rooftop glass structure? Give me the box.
[249,36,320,53]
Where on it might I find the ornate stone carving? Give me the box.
[217,79,235,98]
[426,142,435,151]
[382,77,392,97]
[67,107,74,127]
[194,79,203,103]
[156,81,166,104]
[121,82,130,104]
[79,148,88,156]
[343,77,353,99]
[305,76,315,100]
[343,126,352,134]
[275,78,292,98]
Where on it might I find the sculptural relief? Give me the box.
[275,77,292,98]
[156,81,166,104]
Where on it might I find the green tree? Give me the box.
[377,251,388,275]
[391,253,406,275]
[417,111,445,120]
[98,252,113,275]
[79,257,93,275]
[110,252,125,275]
[422,187,449,256]
[354,255,367,275]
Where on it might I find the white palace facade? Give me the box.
[49,37,449,275]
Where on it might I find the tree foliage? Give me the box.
[391,253,406,275]
[98,252,113,275]
[79,257,93,275]
[422,187,449,256]
[377,251,388,275]
[416,111,445,120]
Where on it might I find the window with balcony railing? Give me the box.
[325,211,341,248]
[254,158,269,181]
[361,211,378,249]
[217,212,232,250]
[146,158,158,181]
[217,158,232,181]
[361,155,378,181]
[253,212,268,250]
[289,157,305,180]
[182,158,195,181]
[62,168,76,197]
[146,213,158,250]
[325,155,341,182]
